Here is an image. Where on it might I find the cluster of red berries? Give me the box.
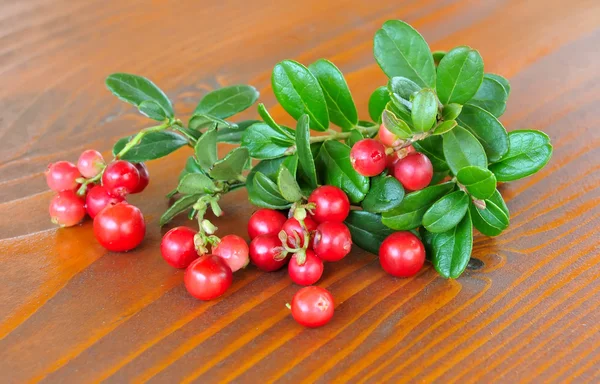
[46,150,148,252]
[350,124,434,191]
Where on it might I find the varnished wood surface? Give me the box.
[1,0,599,382]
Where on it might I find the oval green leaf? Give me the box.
[295,114,318,188]
[277,164,302,203]
[272,60,329,131]
[216,119,260,144]
[467,76,508,117]
[411,88,438,132]
[457,104,509,162]
[436,46,484,105]
[112,131,187,162]
[485,73,511,96]
[193,85,259,120]
[368,86,391,123]
[442,126,487,174]
[456,166,496,199]
[428,212,473,278]
[388,76,421,100]
[432,120,457,136]
[177,173,217,195]
[345,210,395,255]
[470,189,509,237]
[194,127,218,171]
[362,176,405,213]
[413,136,449,172]
[246,171,291,210]
[241,122,295,160]
[345,129,364,148]
[106,73,174,120]
[422,191,469,233]
[159,194,201,226]
[382,109,412,139]
[209,147,249,181]
[489,130,552,181]
[442,103,463,121]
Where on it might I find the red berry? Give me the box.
[49,190,86,227]
[101,160,140,197]
[249,234,288,272]
[308,185,350,223]
[184,255,233,301]
[85,185,125,218]
[378,124,401,147]
[288,250,324,286]
[130,162,150,194]
[350,138,387,177]
[312,221,352,262]
[93,202,145,252]
[247,208,287,239]
[281,217,318,248]
[212,234,249,272]
[290,286,334,328]
[45,161,81,192]
[160,226,199,269]
[77,150,105,178]
[379,232,425,277]
[392,152,433,191]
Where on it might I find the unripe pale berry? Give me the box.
[77,150,105,178]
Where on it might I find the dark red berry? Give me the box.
[307,186,350,223]
[350,138,387,177]
[49,190,86,227]
[392,152,433,191]
[93,202,145,252]
[312,221,352,262]
[160,226,199,269]
[101,160,140,197]
[249,234,288,272]
[184,255,233,301]
[85,185,125,219]
[46,161,81,192]
[379,232,425,277]
[288,250,324,286]
[247,208,287,239]
[130,162,150,194]
[290,286,334,328]
[212,234,249,272]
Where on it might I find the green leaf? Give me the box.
[272,60,329,131]
[470,189,509,237]
[216,119,260,144]
[456,166,496,199]
[316,140,369,204]
[382,181,455,230]
[436,46,484,105]
[294,114,318,188]
[442,103,463,121]
[388,76,421,100]
[442,126,487,174]
[432,120,457,135]
[382,109,412,139]
[388,99,414,128]
[411,88,438,132]
[413,136,448,171]
[374,20,436,88]
[112,131,187,162]
[247,171,291,209]
[105,73,174,120]
[160,194,201,226]
[362,176,405,213]
[432,50,446,65]
[422,191,469,233]
[489,130,552,181]
[282,154,299,177]
[241,122,295,159]
[457,104,509,162]
[277,165,302,202]
[345,129,364,148]
[257,103,293,138]
[188,114,235,131]
[467,76,508,117]
[177,173,216,195]
[194,127,218,171]
[430,170,450,185]
[345,210,395,254]
[428,212,473,278]
[178,156,205,183]
[193,85,259,120]
[209,147,249,181]
[308,59,358,131]
[485,73,511,96]
[368,86,391,122]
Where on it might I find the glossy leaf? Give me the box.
[344,130,363,148]
[470,189,509,237]
[209,147,249,181]
[411,88,438,132]
[485,73,511,96]
[179,156,205,182]
[458,104,509,162]
[345,210,395,254]
[112,131,187,162]
[413,135,449,171]
[247,171,291,210]
[442,103,463,121]
[159,194,201,226]
[193,85,259,120]
[216,119,260,144]
[316,140,369,203]
[368,86,391,122]
[442,126,487,174]
[294,114,318,188]
[456,166,496,199]
[309,59,358,130]
[468,76,508,117]
[489,130,553,181]
[388,99,414,128]
[381,181,455,230]
[188,114,235,131]
[374,20,436,88]
[177,173,217,195]
[428,212,473,278]
[106,73,174,120]
[432,120,457,135]
[422,191,469,233]
[257,103,293,138]
[388,76,421,100]
[277,165,302,203]
[436,46,484,105]
[241,122,295,160]
[362,176,405,213]
[194,127,218,171]
[272,60,329,131]
[382,109,412,139]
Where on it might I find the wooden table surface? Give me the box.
[1,0,599,382]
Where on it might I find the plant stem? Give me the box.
[114,120,173,159]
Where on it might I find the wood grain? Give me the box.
[1,0,599,382]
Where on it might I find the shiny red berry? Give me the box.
[184,255,233,301]
[288,250,324,286]
[350,138,387,177]
[281,217,318,248]
[77,150,105,178]
[392,152,433,191]
[247,208,287,239]
[379,232,425,277]
[212,234,249,272]
[249,234,288,272]
[290,286,334,328]
[49,190,86,227]
[160,226,199,269]
[45,161,81,192]
[101,160,140,197]
[85,185,125,219]
[307,185,350,223]
[312,221,352,262]
[130,162,150,194]
[93,202,145,252]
